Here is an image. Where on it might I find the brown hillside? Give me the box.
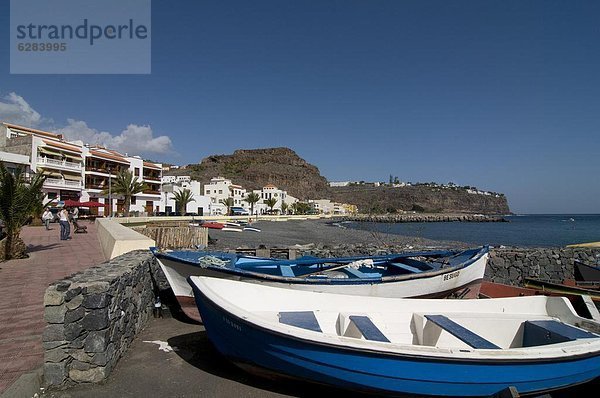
[186,148,330,200]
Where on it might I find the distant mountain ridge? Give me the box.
[169,147,510,214]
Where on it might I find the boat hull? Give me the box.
[575,260,600,283]
[191,280,600,397]
[155,250,487,322]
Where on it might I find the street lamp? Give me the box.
[108,166,112,218]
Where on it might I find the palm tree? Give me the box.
[291,201,311,215]
[0,163,46,260]
[172,188,195,214]
[264,197,278,214]
[243,192,260,215]
[103,170,147,217]
[219,197,235,216]
[280,202,289,215]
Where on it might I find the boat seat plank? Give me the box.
[279,311,322,332]
[523,320,598,347]
[425,315,500,350]
[279,265,295,277]
[344,267,369,279]
[389,262,424,274]
[349,315,390,342]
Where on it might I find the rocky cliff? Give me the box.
[329,185,510,214]
[173,147,510,214]
[186,147,330,200]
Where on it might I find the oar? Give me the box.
[301,262,356,277]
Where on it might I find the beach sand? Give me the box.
[209,219,468,251]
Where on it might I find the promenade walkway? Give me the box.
[0,222,105,394]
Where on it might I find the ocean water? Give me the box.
[346,214,600,247]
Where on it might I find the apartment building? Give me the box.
[160,180,211,215]
[252,184,297,214]
[203,176,248,215]
[1,122,84,202]
[1,122,162,216]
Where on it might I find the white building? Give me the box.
[309,199,335,214]
[329,181,350,187]
[203,176,248,215]
[1,123,84,204]
[161,175,191,184]
[0,150,30,176]
[160,180,211,215]
[126,155,163,215]
[252,184,297,214]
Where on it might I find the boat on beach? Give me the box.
[524,278,600,302]
[575,260,600,283]
[480,281,600,320]
[199,221,224,229]
[151,246,489,322]
[188,276,600,397]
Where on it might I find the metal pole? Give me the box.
[108,166,112,218]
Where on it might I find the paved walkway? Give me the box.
[0,222,106,394]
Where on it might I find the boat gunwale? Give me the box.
[156,246,489,285]
[190,276,600,365]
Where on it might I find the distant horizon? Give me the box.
[1,1,599,214]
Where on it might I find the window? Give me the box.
[219,190,223,194]
[135,168,140,176]
[131,196,136,205]
[206,190,210,194]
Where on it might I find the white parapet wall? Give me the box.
[96,218,156,260]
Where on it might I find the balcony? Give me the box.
[37,157,82,171]
[143,175,161,182]
[142,189,161,196]
[44,178,83,191]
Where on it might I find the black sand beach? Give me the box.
[209,219,468,251]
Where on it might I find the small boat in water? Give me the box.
[188,276,600,397]
[151,246,489,322]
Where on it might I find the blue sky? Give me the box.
[1,1,599,214]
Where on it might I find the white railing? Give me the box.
[37,157,82,170]
[44,178,82,189]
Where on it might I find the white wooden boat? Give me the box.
[189,276,600,396]
[151,247,488,322]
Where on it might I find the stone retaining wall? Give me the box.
[232,243,600,286]
[42,250,161,388]
[486,247,600,285]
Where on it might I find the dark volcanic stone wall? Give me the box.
[486,247,600,285]
[42,251,163,388]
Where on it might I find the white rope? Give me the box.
[347,259,375,269]
[197,255,229,268]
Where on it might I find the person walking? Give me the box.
[71,206,79,222]
[42,207,53,230]
[59,207,71,240]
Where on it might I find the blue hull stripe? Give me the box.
[189,279,600,396]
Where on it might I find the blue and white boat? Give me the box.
[151,247,488,321]
[188,276,600,397]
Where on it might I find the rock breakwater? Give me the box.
[338,214,508,223]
